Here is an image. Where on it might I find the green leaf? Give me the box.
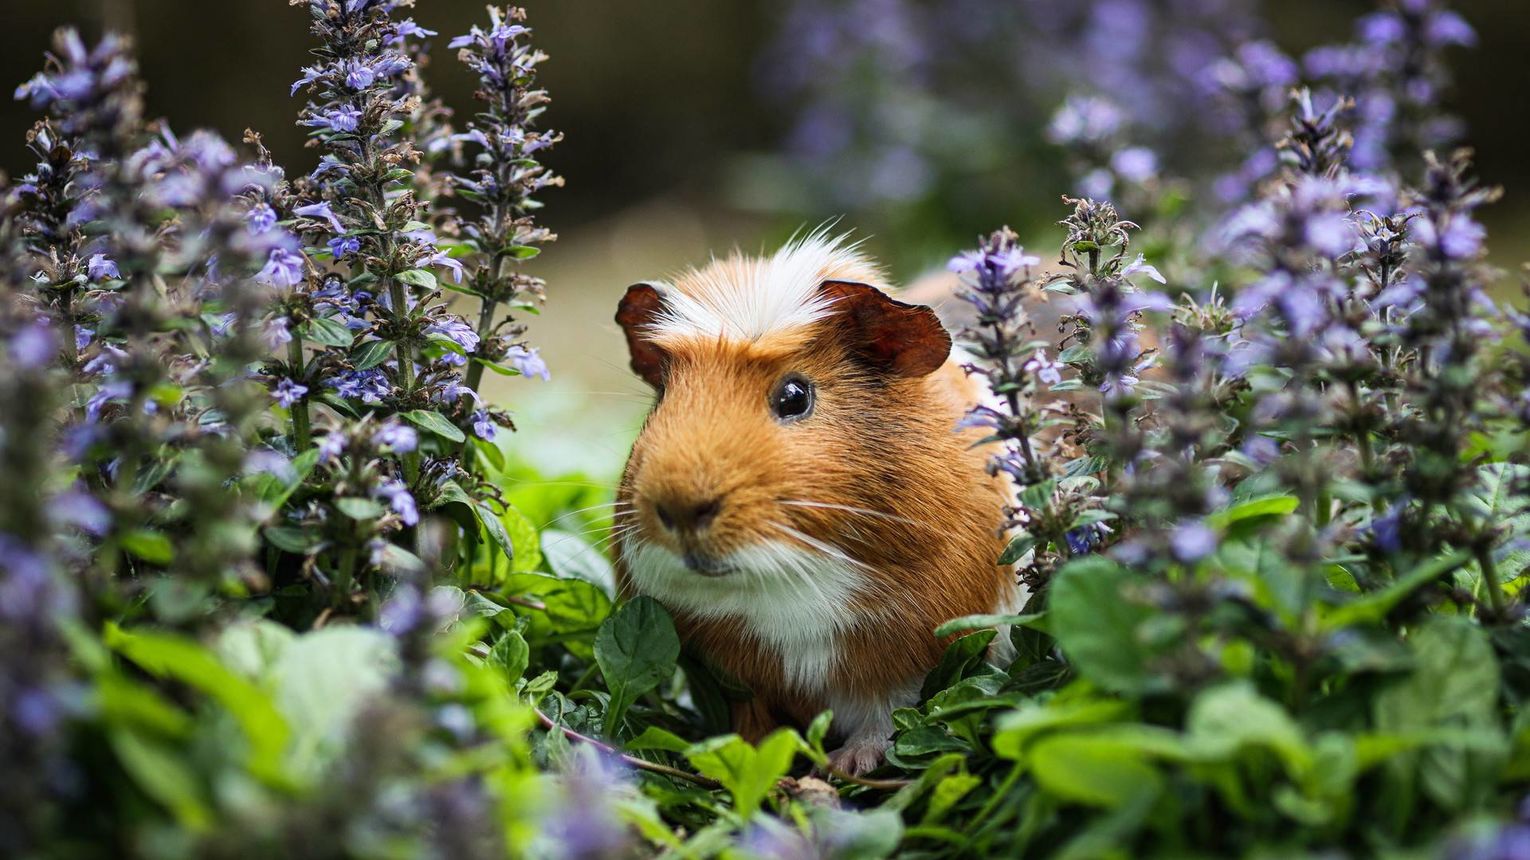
[120,529,174,565]
[105,624,291,784]
[685,729,802,817]
[933,612,1044,638]
[109,729,212,831]
[542,529,616,596]
[302,316,354,348]
[1374,618,1507,819]
[998,534,1036,565]
[264,525,322,555]
[1321,549,1472,629]
[1204,494,1299,533]
[595,596,680,737]
[395,268,437,289]
[502,506,542,573]
[402,409,466,443]
[920,629,996,700]
[626,725,692,754]
[1029,733,1163,808]
[1049,556,1160,694]
[488,629,529,684]
[1186,682,1312,775]
[335,496,385,521]
[268,627,397,783]
[350,338,395,371]
[993,699,1131,760]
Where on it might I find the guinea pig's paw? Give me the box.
[827,736,891,777]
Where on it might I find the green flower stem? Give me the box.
[387,276,421,485]
[287,334,311,451]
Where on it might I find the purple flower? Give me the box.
[9,322,56,369]
[49,488,110,536]
[1023,349,1063,386]
[1170,520,1217,563]
[328,236,361,258]
[376,479,420,526]
[1304,212,1355,258]
[294,201,345,235]
[244,449,295,481]
[372,421,418,453]
[1120,254,1167,285]
[1370,505,1403,553]
[325,369,391,404]
[247,203,277,233]
[257,248,306,288]
[273,378,308,408]
[304,104,363,134]
[1111,146,1158,183]
[424,251,465,283]
[1048,95,1124,146]
[345,59,377,90]
[318,433,346,463]
[263,316,292,350]
[505,345,550,381]
[87,253,120,281]
[291,65,323,96]
[390,19,438,43]
[426,318,480,353]
[75,326,94,351]
[471,410,496,441]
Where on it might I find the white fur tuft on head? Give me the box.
[642,229,883,344]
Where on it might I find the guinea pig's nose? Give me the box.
[654,496,722,533]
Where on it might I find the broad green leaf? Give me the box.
[595,596,680,736]
[542,529,616,596]
[120,529,174,565]
[402,409,466,443]
[502,506,542,573]
[105,624,291,784]
[993,698,1131,759]
[920,629,996,700]
[685,728,802,817]
[335,496,385,521]
[1186,683,1312,775]
[999,534,1037,565]
[1049,556,1161,694]
[1029,733,1163,808]
[1374,618,1506,819]
[626,725,692,753]
[488,629,529,684]
[268,627,397,783]
[395,268,437,289]
[350,338,395,370]
[302,316,354,348]
[933,612,1044,638]
[1204,494,1299,532]
[109,729,212,831]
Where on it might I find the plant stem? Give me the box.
[1477,543,1506,618]
[287,334,311,450]
[387,276,420,484]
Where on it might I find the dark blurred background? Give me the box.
[3,0,1527,473]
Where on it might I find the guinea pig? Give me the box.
[612,233,1021,775]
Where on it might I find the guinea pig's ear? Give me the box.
[616,282,669,389]
[818,280,951,377]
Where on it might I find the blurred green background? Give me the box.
[3,0,1528,478]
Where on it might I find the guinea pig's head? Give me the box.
[613,236,954,611]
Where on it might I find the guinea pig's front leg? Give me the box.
[824,680,919,776]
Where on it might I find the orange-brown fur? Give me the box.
[613,246,1010,750]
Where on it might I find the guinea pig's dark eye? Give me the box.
[770,374,815,422]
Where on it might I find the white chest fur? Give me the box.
[620,539,868,693]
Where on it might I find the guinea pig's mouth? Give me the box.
[681,551,733,577]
